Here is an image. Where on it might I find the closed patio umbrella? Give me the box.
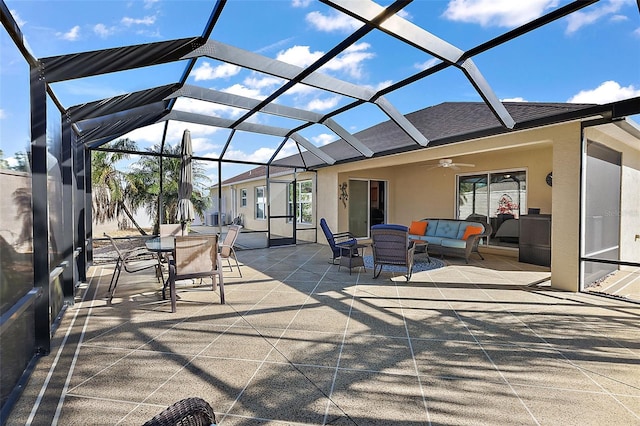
[176,129,195,234]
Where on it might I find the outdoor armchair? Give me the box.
[168,235,224,313]
[220,224,242,277]
[104,233,160,303]
[320,218,357,264]
[143,397,216,426]
[371,224,416,281]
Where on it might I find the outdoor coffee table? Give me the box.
[410,239,430,263]
[338,243,367,274]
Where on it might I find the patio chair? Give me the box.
[143,397,216,426]
[320,218,357,264]
[160,223,183,237]
[371,224,416,281]
[104,234,160,303]
[168,235,224,313]
[220,225,243,277]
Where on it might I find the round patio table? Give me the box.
[145,236,176,299]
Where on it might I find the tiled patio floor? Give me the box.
[8,244,640,425]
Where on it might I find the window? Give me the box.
[255,186,266,219]
[240,188,247,207]
[288,180,313,223]
[458,170,527,246]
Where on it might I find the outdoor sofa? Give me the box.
[407,218,492,263]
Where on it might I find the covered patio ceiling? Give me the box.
[3,0,639,172]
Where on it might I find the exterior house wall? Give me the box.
[584,125,640,271]
[326,124,559,233]
[218,171,316,238]
[219,120,639,294]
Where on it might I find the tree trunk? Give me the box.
[119,201,147,235]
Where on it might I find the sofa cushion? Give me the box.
[455,221,485,239]
[423,236,444,245]
[462,225,484,240]
[441,238,466,249]
[435,220,461,239]
[409,220,428,236]
[425,220,439,236]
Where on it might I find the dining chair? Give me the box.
[104,234,160,303]
[220,225,242,277]
[160,223,183,237]
[168,235,224,313]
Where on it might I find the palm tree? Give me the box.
[92,138,147,234]
[128,143,210,234]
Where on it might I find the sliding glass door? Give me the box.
[457,170,527,247]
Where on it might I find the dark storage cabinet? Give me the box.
[519,214,551,266]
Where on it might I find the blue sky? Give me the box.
[1,0,639,184]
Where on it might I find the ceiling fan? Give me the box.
[424,158,475,170]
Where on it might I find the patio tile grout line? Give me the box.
[218,245,359,425]
[431,279,542,425]
[64,269,241,424]
[456,268,640,418]
[394,279,433,425]
[455,265,640,420]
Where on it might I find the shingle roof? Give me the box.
[273,101,598,169]
[214,165,295,187]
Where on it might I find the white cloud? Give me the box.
[93,23,116,38]
[225,146,276,164]
[442,0,558,27]
[173,97,245,120]
[306,96,341,111]
[371,80,393,91]
[0,109,6,119]
[58,25,81,41]
[223,83,267,100]
[144,0,159,9]
[121,15,156,26]
[567,81,640,104]
[566,0,632,34]
[242,75,284,90]
[10,9,26,27]
[305,10,361,32]
[322,42,375,79]
[276,43,374,80]
[397,10,412,20]
[635,27,640,37]
[192,62,241,81]
[414,58,441,71]
[292,0,312,7]
[312,133,335,146]
[501,97,527,102]
[276,45,324,68]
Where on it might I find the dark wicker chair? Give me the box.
[371,224,416,281]
[143,397,216,426]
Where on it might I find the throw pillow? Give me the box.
[409,221,428,235]
[462,225,483,240]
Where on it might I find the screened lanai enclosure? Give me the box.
[1,0,640,422]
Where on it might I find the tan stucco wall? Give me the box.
[550,122,582,291]
[327,124,558,232]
